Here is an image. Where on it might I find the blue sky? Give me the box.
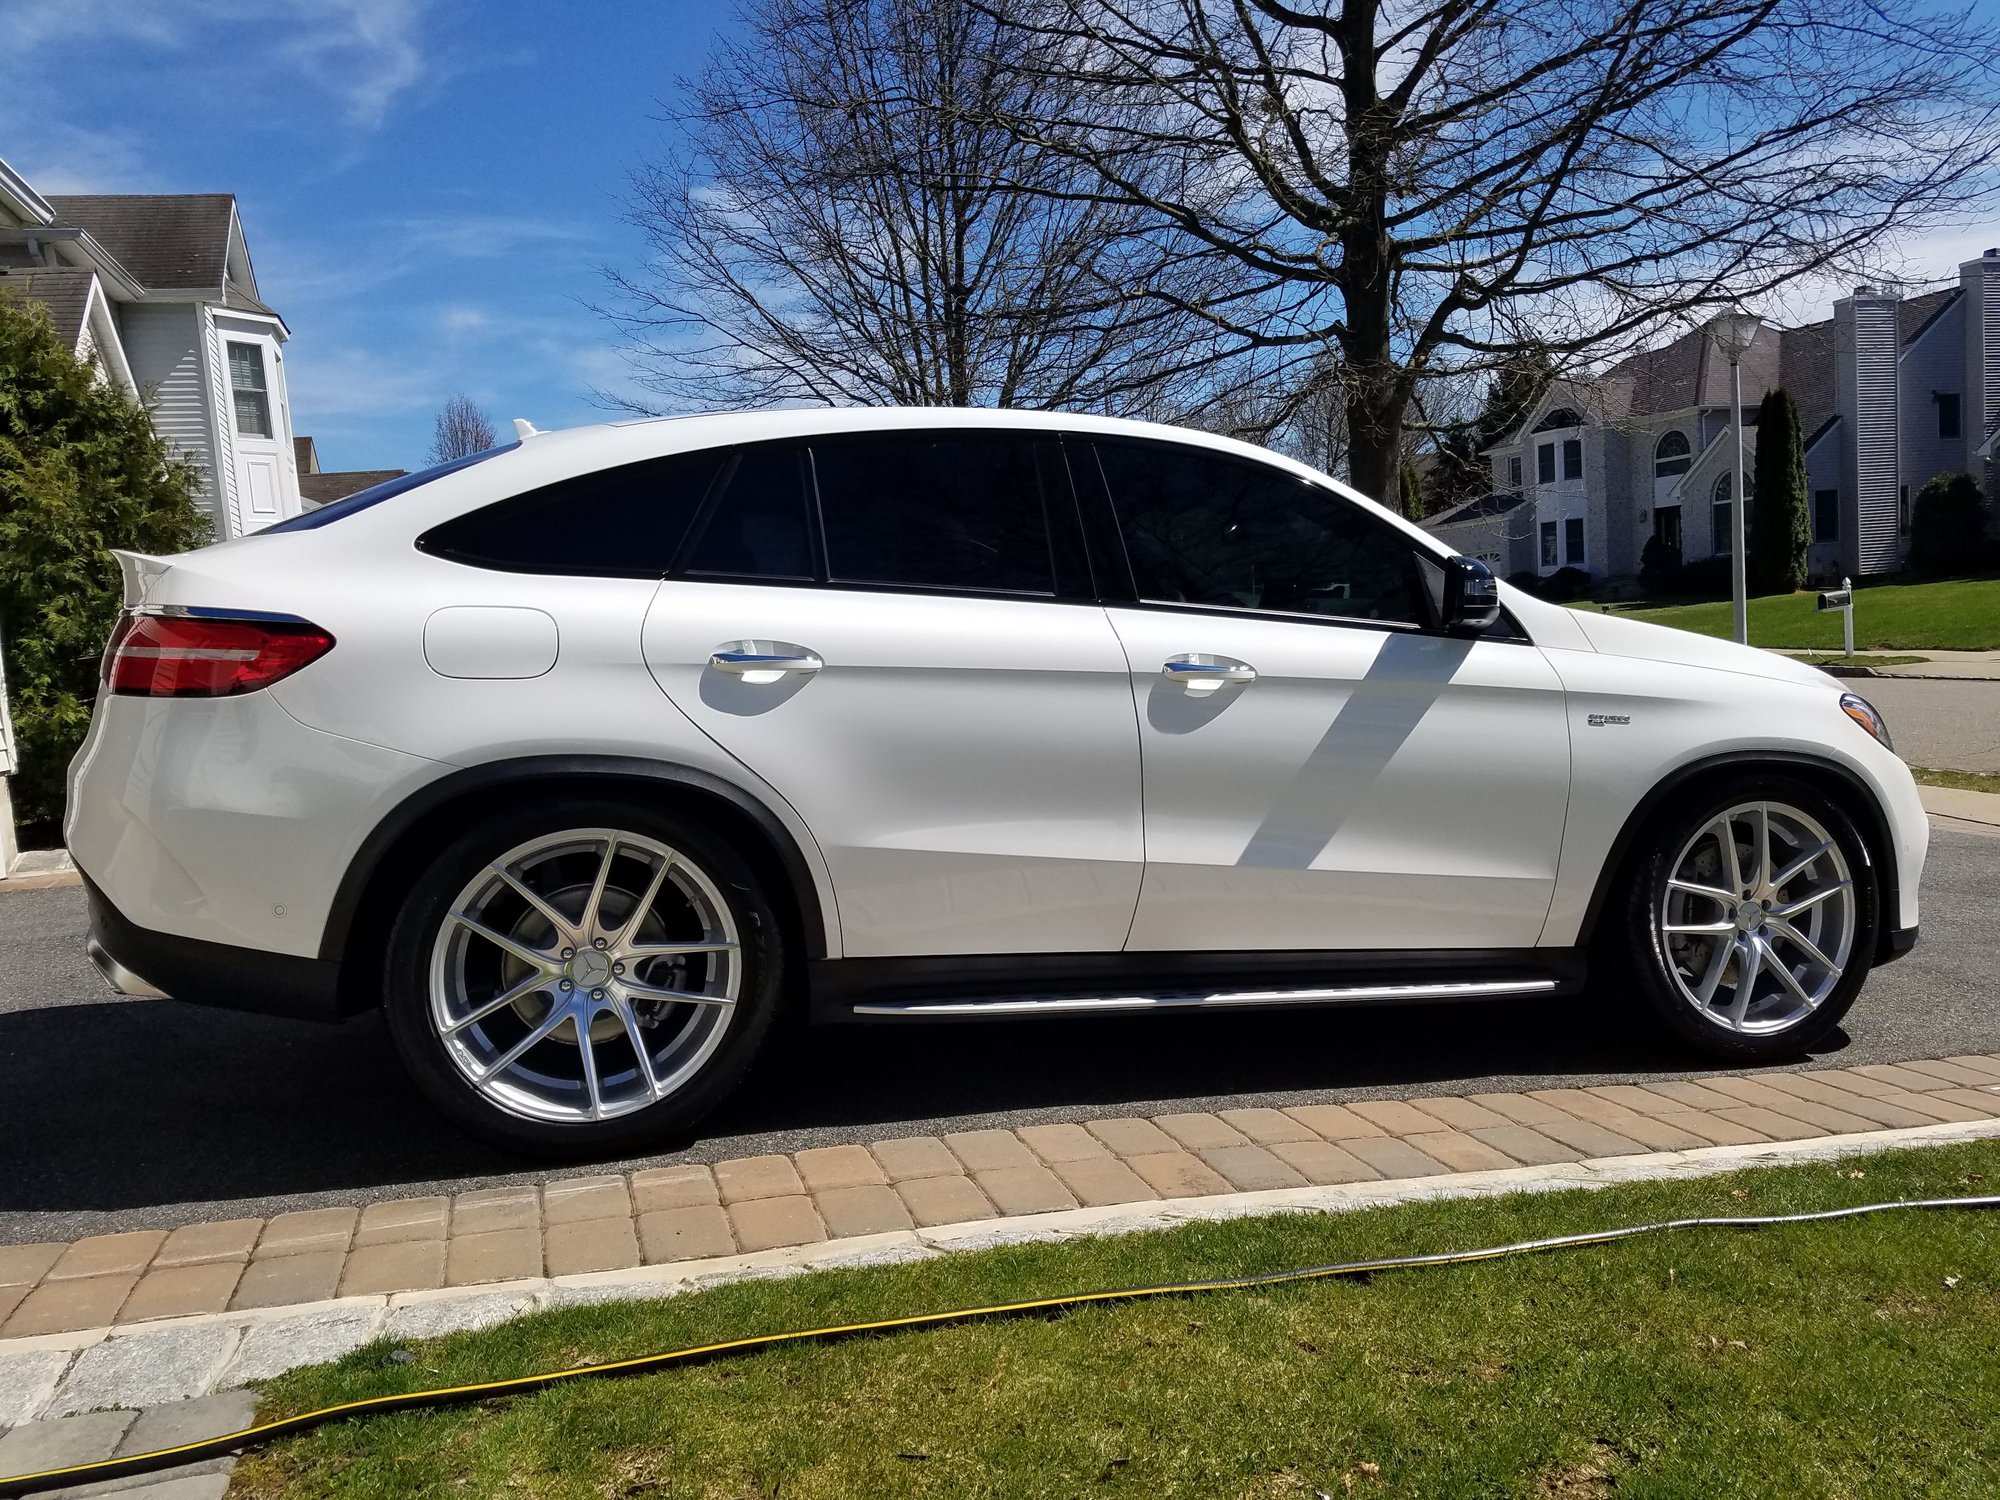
[3,0,743,471]
[5,2,1994,474]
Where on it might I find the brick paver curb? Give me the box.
[3,1054,1999,1435]
[5,1054,1998,1349]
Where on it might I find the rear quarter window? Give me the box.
[418,450,727,577]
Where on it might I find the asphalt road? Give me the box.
[2,822,1993,1246]
[1850,678,2000,774]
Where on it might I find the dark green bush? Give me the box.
[1540,565,1592,601]
[1,302,210,826]
[1638,533,1682,593]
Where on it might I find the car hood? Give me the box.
[1568,608,1834,689]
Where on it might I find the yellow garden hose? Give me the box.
[4,1193,1995,1496]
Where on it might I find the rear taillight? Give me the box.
[104,613,335,697]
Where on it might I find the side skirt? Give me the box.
[808,948,1586,1024]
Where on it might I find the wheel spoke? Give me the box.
[1694,937,1733,1005]
[625,939,738,957]
[1716,817,1746,896]
[1664,920,1736,935]
[1727,937,1761,1028]
[1766,916,1839,975]
[1762,937,1818,1007]
[620,977,734,1008]
[1768,880,1850,920]
[1668,877,1737,906]
[577,1008,604,1121]
[614,998,662,1102]
[442,971,549,1036]
[609,851,675,950]
[578,836,620,941]
[452,913,559,974]
[1770,839,1834,894]
[477,997,574,1080]
[489,866,576,945]
[1754,803,1773,893]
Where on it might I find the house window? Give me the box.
[1564,516,1586,565]
[1711,471,1752,554]
[1654,430,1692,478]
[1938,393,1962,440]
[1561,438,1583,480]
[1540,520,1558,566]
[1508,455,1522,490]
[227,342,272,438]
[1813,488,1839,543]
[1537,443,1556,485]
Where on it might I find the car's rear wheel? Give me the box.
[383,798,784,1153]
[1623,775,1878,1061]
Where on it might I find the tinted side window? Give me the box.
[418,451,722,576]
[812,433,1056,594]
[1093,440,1425,626]
[686,444,815,578]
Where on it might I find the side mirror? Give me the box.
[1441,555,1500,635]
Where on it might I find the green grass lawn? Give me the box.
[234,1140,2000,1499]
[1583,574,2000,651]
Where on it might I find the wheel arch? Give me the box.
[1576,750,1900,962]
[324,756,831,1016]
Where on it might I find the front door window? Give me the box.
[1654,506,1683,552]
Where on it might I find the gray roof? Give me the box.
[0,267,96,348]
[1777,317,1836,440]
[1427,489,1529,527]
[45,194,235,291]
[299,469,406,505]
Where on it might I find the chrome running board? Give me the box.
[851,977,1558,1018]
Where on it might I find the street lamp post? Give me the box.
[1711,310,1761,645]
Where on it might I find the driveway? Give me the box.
[1,824,1993,1245]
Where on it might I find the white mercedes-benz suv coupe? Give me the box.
[68,408,1924,1152]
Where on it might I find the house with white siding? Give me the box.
[1426,248,2000,586]
[0,154,305,537]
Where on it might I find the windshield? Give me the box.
[260,442,521,533]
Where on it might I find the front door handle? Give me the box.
[709,641,823,681]
[1162,653,1256,687]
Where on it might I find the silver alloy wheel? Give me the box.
[428,828,741,1124]
[1657,800,1856,1035]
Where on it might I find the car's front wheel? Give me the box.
[383,798,784,1153]
[1623,775,1878,1061]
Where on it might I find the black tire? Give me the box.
[1619,773,1879,1062]
[382,796,786,1155]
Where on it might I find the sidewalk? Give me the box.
[4,1052,1999,1444]
[1791,647,2000,681]
[1919,782,2000,832]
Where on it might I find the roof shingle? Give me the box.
[45,194,236,291]
[0,267,96,348]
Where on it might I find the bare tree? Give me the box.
[603,0,1268,415]
[427,393,497,465]
[987,0,2000,503]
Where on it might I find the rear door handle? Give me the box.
[709,642,823,679]
[1162,653,1256,686]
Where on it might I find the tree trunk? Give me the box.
[1335,0,1407,509]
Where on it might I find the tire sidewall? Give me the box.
[382,797,785,1155]
[1624,774,1879,1061]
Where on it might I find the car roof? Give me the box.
[230,406,1448,562]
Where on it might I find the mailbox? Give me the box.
[1817,588,1852,612]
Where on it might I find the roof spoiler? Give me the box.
[110,549,172,610]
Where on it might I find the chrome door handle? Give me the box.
[1162,653,1256,685]
[709,642,823,677]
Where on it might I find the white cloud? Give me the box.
[0,0,434,180]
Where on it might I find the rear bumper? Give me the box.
[83,875,345,1022]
